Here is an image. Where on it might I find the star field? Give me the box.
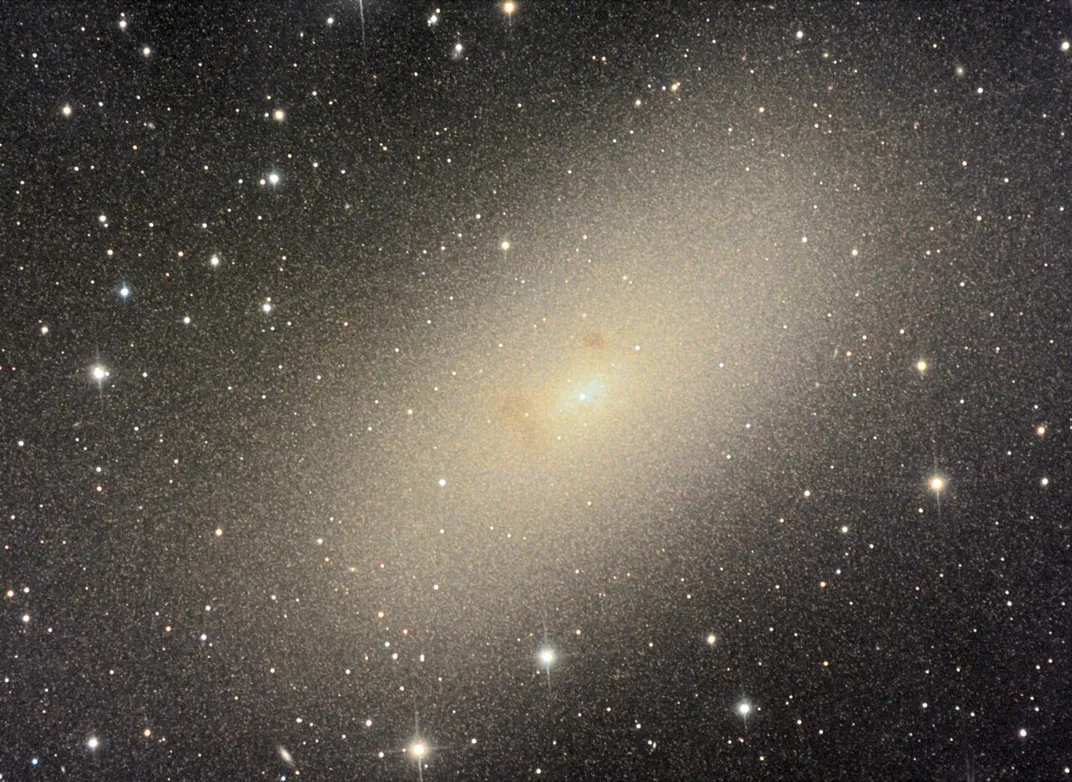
[2,2,1071,779]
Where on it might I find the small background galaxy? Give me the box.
[2,2,1071,779]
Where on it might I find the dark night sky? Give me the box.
[2,2,1071,779]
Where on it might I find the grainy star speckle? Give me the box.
[2,2,1070,779]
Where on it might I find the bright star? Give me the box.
[737,701,751,717]
[539,647,555,666]
[929,475,946,493]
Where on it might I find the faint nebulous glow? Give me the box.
[277,745,295,767]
